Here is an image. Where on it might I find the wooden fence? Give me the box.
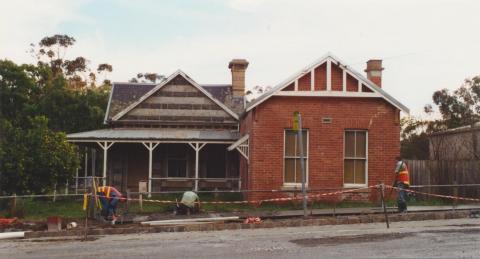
[406,160,480,199]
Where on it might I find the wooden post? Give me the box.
[139,193,143,212]
[84,193,88,241]
[53,183,57,202]
[75,168,79,195]
[11,193,17,217]
[126,189,131,212]
[188,143,206,192]
[97,142,114,186]
[380,183,390,229]
[453,180,458,210]
[142,142,159,198]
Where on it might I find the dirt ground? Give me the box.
[1,218,480,258]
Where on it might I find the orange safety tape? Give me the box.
[385,185,480,202]
[89,185,381,206]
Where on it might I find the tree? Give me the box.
[31,34,113,89]
[402,75,480,159]
[400,117,429,159]
[430,76,480,129]
[0,34,112,195]
[0,117,79,195]
[0,60,39,122]
[133,72,165,83]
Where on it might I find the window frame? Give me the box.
[283,129,309,187]
[343,130,368,188]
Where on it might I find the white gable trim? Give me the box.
[111,70,239,121]
[246,53,409,114]
[274,91,381,98]
[103,83,115,124]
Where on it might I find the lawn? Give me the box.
[0,192,463,221]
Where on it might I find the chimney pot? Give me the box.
[229,59,249,97]
[365,59,384,87]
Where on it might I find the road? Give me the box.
[1,218,480,258]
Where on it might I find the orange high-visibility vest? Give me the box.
[396,163,410,186]
[97,186,112,199]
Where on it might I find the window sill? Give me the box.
[343,184,368,188]
[281,184,309,190]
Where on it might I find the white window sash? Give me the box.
[283,130,309,185]
[343,130,368,186]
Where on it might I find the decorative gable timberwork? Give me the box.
[281,59,374,94]
[111,71,240,129]
[246,53,409,113]
[119,75,237,126]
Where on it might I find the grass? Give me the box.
[0,193,465,221]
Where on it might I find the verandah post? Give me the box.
[142,142,159,198]
[189,142,206,192]
[97,141,114,186]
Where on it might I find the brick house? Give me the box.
[67,53,408,200]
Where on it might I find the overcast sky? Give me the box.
[1,0,479,116]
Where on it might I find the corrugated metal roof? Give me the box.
[67,128,240,141]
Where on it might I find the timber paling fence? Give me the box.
[407,159,480,198]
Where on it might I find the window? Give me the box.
[284,129,308,185]
[344,130,367,186]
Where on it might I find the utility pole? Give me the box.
[294,111,307,217]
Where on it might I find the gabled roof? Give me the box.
[104,82,156,122]
[246,53,409,113]
[111,70,240,121]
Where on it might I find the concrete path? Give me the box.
[260,204,480,218]
[1,218,480,258]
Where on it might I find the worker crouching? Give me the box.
[175,191,200,215]
[97,186,125,221]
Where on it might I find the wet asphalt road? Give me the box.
[1,218,480,258]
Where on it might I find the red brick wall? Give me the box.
[314,64,327,91]
[346,73,358,92]
[331,63,343,91]
[244,96,400,201]
[298,73,311,91]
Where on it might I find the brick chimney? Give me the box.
[229,59,249,97]
[364,59,384,87]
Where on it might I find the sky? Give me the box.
[1,0,479,116]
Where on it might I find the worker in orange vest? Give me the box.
[394,156,410,213]
[97,186,125,221]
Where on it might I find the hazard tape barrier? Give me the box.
[87,185,380,207]
[385,185,480,202]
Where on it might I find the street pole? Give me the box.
[296,112,307,218]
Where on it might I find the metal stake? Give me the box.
[296,112,307,218]
[380,183,390,229]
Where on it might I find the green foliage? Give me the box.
[0,117,79,195]
[400,117,430,159]
[402,76,480,159]
[0,34,111,196]
[430,76,480,128]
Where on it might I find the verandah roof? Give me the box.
[67,128,239,142]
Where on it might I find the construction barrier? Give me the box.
[386,185,480,202]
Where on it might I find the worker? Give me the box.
[394,156,410,213]
[175,191,200,215]
[97,186,125,221]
